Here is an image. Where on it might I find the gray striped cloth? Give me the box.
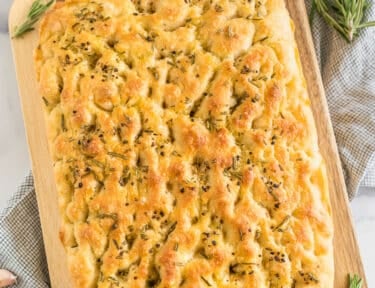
[1,0,374,286]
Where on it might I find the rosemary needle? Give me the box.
[310,0,375,42]
[348,274,363,288]
[13,0,55,38]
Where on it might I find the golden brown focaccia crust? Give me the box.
[34,0,334,287]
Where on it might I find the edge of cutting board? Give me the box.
[285,1,367,287]
[9,0,366,287]
[9,1,74,287]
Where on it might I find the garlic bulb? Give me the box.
[0,269,17,287]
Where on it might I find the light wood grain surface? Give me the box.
[9,0,366,287]
[9,1,73,287]
[285,2,367,287]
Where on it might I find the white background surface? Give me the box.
[0,1,374,286]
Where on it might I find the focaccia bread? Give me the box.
[34,0,334,287]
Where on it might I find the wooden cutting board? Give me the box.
[9,0,367,287]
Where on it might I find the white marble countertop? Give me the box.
[0,1,374,286]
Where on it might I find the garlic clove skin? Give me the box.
[0,269,17,287]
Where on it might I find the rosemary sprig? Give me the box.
[13,0,55,38]
[310,0,375,42]
[348,274,363,288]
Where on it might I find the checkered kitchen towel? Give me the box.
[308,1,375,196]
[1,0,375,286]
[0,174,49,287]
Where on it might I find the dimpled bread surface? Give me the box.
[34,0,334,287]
